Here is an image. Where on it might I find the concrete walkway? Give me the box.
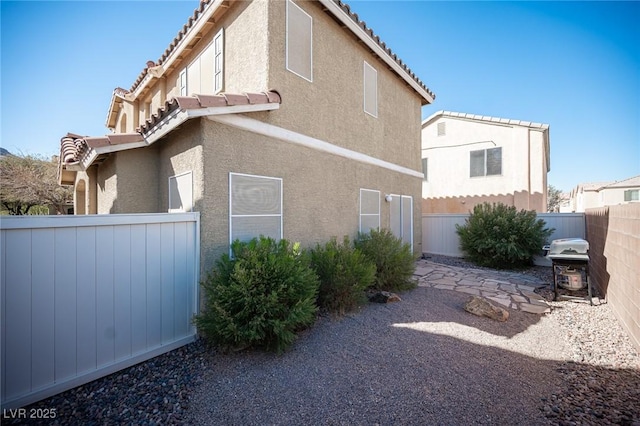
[413,259,552,314]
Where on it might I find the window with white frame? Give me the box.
[213,28,224,93]
[169,171,193,212]
[470,147,502,177]
[179,68,187,96]
[359,189,380,234]
[363,61,378,117]
[624,189,639,202]
[230,173,282,244]
[421,158,428,182]
[286,0,313,82]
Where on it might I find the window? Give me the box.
[286,0,312,82]
[179,69,187,96]
[230,173,282,244]
[437,122,446,136]
[624,189,639,202]
[213,28,224,93]
[421,158,428,182]
[169,171,193,212]
[359,189,380,234]
[470,147,502,177]
[363,61,378,117]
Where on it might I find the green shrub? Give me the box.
[455,202,555,269]
[354,228,417,292]
[193,237,319,353]
[309,236,376,316]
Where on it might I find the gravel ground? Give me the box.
[9,256,640,425]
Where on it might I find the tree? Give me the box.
[547,184,563,213]
[0,153,72,215]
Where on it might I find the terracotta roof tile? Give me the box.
[195,94,228,108]
[129,0,211,93]
[125,0,434,102]
[222,93,250,106]
[59,133,144,166]
[332,0,435,101]
[138,90,281,133]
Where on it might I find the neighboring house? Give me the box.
[569,175,640,212]
[421,111,550,214]
[57,0,435,270]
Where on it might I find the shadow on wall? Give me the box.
[423,191,545,214]
[585,207,610,297]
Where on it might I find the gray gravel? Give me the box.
[10,256,640,425]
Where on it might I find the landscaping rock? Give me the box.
[367,291,402,303]
[464,295,509,322]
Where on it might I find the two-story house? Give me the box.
[421,110,550,214]
[57,0,435,269]
[569,175,640,212]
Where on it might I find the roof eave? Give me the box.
[129,0,231,101]
[319,0,434,105]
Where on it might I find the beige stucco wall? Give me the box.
[157,119,205,213]
[265,0,422,172]
[94,148,160,214]
[198,118,422,273]
[422,117,548,213]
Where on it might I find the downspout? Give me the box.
[528,129,533,210]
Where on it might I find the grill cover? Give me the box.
[548,238,589,260]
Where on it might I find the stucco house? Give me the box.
[568,175,640,212]
[421,110,550,214]
[57,0,435,270]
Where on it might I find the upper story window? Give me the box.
[213,28,224,93]
[363,61,378,117]
[179,69,187,96]
[470,147,502,177]
[286,0,313,82]
[421,158,428,182]
[437,122,446,136]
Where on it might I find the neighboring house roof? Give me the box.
[422,110,551,172]
[58,91,281,184]
[119,0,434,111]
[422,110,549,130]
[577,182,612,192]
[596,175,640,190]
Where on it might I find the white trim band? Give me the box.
[208,114,424,179]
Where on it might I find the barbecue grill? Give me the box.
[544,238,592,305]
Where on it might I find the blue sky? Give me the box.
[1,1,638,193]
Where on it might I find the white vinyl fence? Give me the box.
[1,213,200,409]
[422,213,585,266]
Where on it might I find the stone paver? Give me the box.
[415,259,551,314]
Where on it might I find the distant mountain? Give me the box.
[0,147,12,157]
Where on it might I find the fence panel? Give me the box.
[422,213,585,265]
[1,213,200,409]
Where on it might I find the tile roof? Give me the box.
[60,91,281,167]
[331,0,434,101]
[129,0,212,94]
[423,110,549,130]
[597,175,640,190]
[138,91,281,134]
[125,0,434,103]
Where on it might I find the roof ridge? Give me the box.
[333,0,434,100]
[424,110,549,128]
[128,0,211,94]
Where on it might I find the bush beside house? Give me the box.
[195,230,416,353]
